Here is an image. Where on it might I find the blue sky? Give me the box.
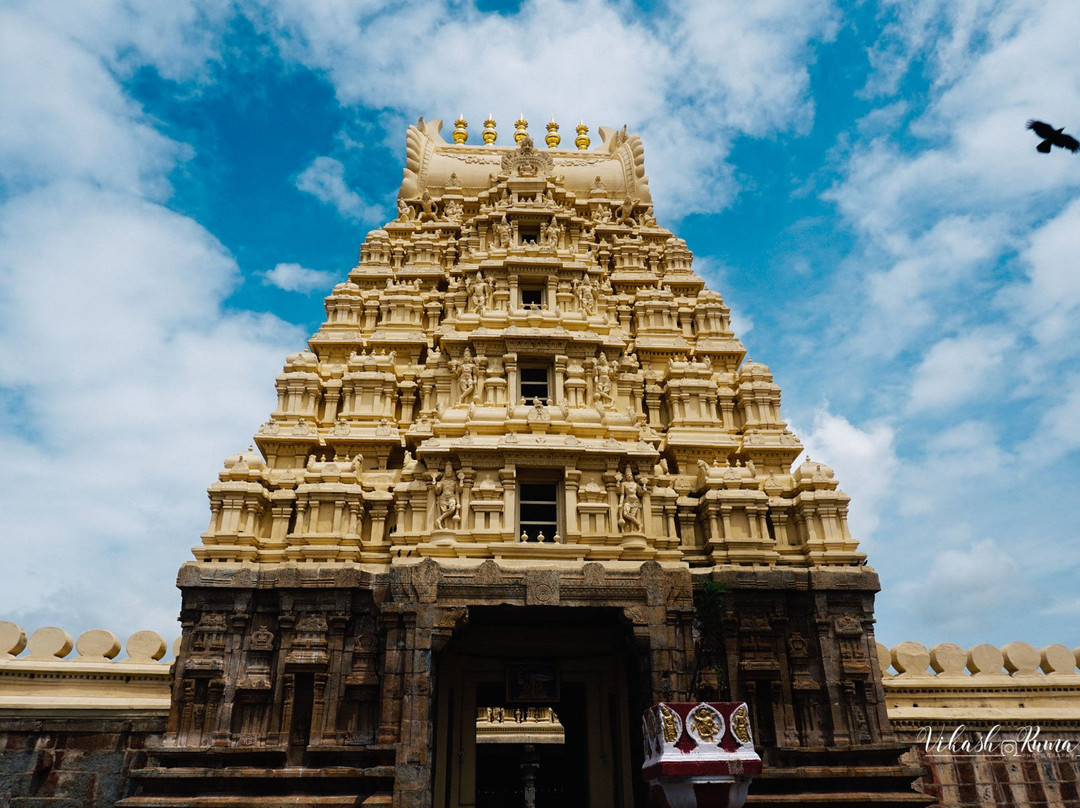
[2,0,1079,654]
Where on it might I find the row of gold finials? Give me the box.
[451,115,591,149]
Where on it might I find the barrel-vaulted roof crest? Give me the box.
[400,116,652,203]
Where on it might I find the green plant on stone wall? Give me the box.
[692,580,729,700]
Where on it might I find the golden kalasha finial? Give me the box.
[514,115,529,145]
[575,120,590,150]
[481,115,497,145]
[545,118,561,149]
[452,115,468,144]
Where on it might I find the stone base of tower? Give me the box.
[123,559,698,808]
[119,561,934,808]
[119,563,397,808]
[694,567,935,808]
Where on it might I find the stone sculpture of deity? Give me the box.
[432,462,463,530]
[546,216,563,249]
[444,199,464,222]
[593,352,615,409]
[452,347,479,404]
[617,464,644,533]
[493,215,512,248]
[468,271,490,314]
[417,189,438,222]
[574,276,597,315]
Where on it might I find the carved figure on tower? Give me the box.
[467,271,490,314]
[492,215,511,248]
[452,347,479,404]
[615,195,637,224]
[444,199,463,222]
[617,464,645,533]
[546,216,563,249]
[574,276,597,314]
[417,189,438,222]
[594,352,615,409]
[432,462,464,530]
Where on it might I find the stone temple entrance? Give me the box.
[434,607,642,808]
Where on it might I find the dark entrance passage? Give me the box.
[433,607,644,808]
[473,681,588,808]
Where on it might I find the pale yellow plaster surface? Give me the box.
[879,640,1080,729]
[190,120,865,571]
[0,622,172,717]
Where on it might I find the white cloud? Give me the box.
[852,215,1008,357]
[1025,373,1080,461]
[812,0,1080,593]
[870,409,1079,646]
[907,330,1014,412]
[892,420,1010,518]
[0,182,303,640]
[799,409,897,541]
[1017,197,1080,346]
[245,0,837,217]
[263,262,339,294]
[894,538,1022,637]
[296,156,384,222]
[0,9,181,197]
[13,0,233,81]
[1039,597,1080,620]
[825,0,1080,368]
[0,2,303,640]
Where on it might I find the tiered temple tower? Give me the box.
[123,118,925,808]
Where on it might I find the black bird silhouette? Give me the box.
[1027,120,1079,153]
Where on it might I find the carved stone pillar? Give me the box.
[504,353,518,405]
[603,467,621,544]
[459,468,476,532]
[554,354,567,404]
[364,495,392,560]
[564,469,581,539]
[398,379,418,423]
[500,467,517,541]
[323,385,341,423]
[646,382,663,426]
[545,275,558,311]
[377,613,404,745]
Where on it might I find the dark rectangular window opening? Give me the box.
[521,286,544,307]
[519,481,559,542]
[519,364,550,402]
[519,225,541,244]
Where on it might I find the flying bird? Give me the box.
[1026,120,1079,154]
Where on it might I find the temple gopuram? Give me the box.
[131,116,922,807]
[6,116,1005,808]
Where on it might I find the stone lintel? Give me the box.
[699,565,880,593]
[177,561,389,591]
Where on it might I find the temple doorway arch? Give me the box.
[432,606,645,808]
